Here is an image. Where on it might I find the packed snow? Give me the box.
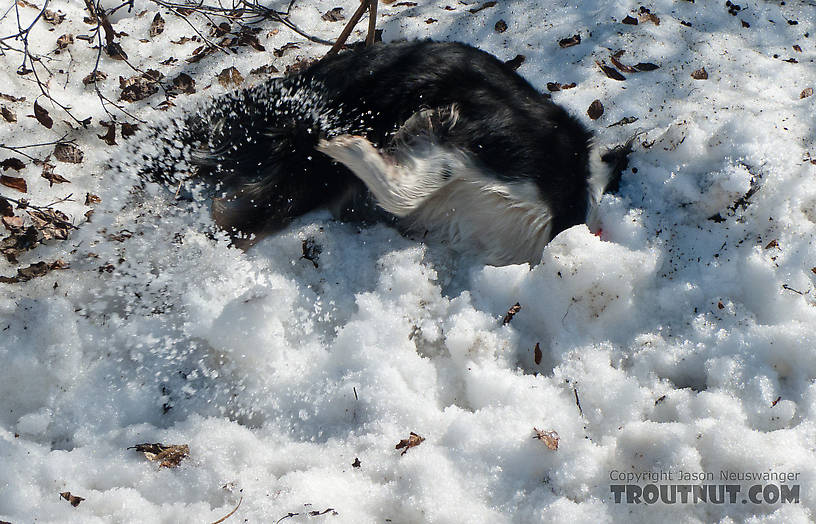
[1,0,815,522]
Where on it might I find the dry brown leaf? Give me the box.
[1,106,16,122]
[98,121,117,145]
[1,175,27,193]
[2,215,23,230]
[119,73,160,102]
[43,9,65,25]
[494,20,507,33]
[597,61,626,81]
[250,64,279,76]
[634,62,659,71]
[801,88,813,99]
[395,432,425,455]
[533,428,560,450]
[502,302,521,325]
[217,67,243,88]
[172,73,196,94]
[41,163,70,185]
[468,1,496,14]
[691,67,708,80]
[1,158,25,171]
[322,7,345,21]
[622,15,638,25]
[56,33,73,50]
[534,342,542,365]
[82,71,107,85]
[559,34,581,48]
[121,122,138,138]
[610,55,637,73]
[587,99,604,120]
[85,193,101,205]
[33,100,53,129]
[129,443,190,468]
[0,260,68,284]
[0,93,26,102]
[764,239,779,250]
[0,196,13,216]
[149,12,165,37]
[59,491,84,507]
[53,143,83,163]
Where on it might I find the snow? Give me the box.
[1,0,815,522]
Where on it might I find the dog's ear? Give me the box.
[599,135,635,194]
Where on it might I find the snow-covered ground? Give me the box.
[1,0,815,522]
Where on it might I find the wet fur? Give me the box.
[124,40,630,265]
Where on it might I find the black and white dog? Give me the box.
[124,40,630,265]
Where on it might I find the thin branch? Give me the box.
[326,0,370,57]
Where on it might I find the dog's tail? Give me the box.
[116,76,355,242]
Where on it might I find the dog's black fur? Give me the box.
[126,40,629,263]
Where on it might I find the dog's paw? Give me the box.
[317,135,375,164]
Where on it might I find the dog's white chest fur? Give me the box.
[317,134,554,265]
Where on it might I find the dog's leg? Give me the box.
[317,135,455,217]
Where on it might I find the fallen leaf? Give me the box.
[533,428,560,450]
[0,196,13,216]
[321,7,345,21]
[587,99,604,120]
[54,143,83,163]
[622,15,638,25]
[82,70,107,85]
[1,106,16,122]
[764,239,779,249]
[43,9,65,25]
[638,6,659,25]
[547,82,562,92]
[502,302,521,325]
[217,67,243,88]
[85,193,101,205]
[793,45,802,53]
[121,122,138,137]
[1,175,27,193]
[59,491,84,507]
[56,33,73,49]
[129,443,190,468]
[1,158,25,171]
[610,55,637,73]
[106,42,129,60]
[0,260,68,284]
[771,396,782,407]
[395,432,425,455]
[597,61,626,81]
[468,1,496,14]
[1,215,22,229]
[119,73,160,102]
[691,67,708,80]
[250,64,279,76]
[534,342,542,365]
[0,93,26,102]
[559,34,581,48]
[149,12,165,37]
[495,19,507,33]
[41,163,70,185]
[172,73,196,94]
[801,88,813,99]
[352,458,361,468]
[425,17,437,24]
[633,62,659,71]
[98,121,117,145]
[33,101,53,129]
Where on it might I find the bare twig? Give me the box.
[366,0,378,47]
[326,0,370,57]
